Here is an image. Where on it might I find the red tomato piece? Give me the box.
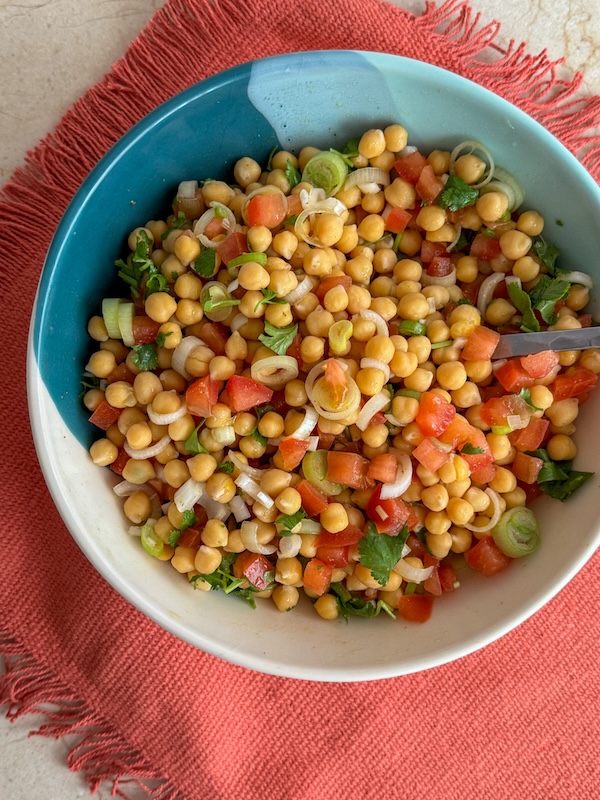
[286,192,304,218]
[412,437,454,473]
[470,233,501,261]
[315,275,352,303]
[109,448,130,476]
[278,438,310,471]
[465,536,512,577]
[318,432,336,451]
[132,315,161,345]
[203,216,226,240]
[511,451,544,484]
[185,375,220,417]
[105,362,136,385]
[415,391,456,437]
[246,192,288,229]
[233,552,273,591]
[383,206,412,234]
[458,428,494,474]
[520,350,560,379]
[326,451,370,490]
[177,527,203,549]
[315,545,349,569]
[479,384,507,402]
[215,230,248,265]
[423,567,442,597]
[366,453,398,484]
[406,531,427,559]
[427,255,453,277]
[552,366,598,401]
[296,479,329,516]
[303,558,333,596]
[397,594,434,623]
[225,375,273,413]
[194,321,229,356]
[480,394,529,428]
[393,151,427,184]
[579,313,593,328]
[469,463,497,485]
[365,485,411,534]
[510,416,549,451]
[88,400,121,431]
[439,563,458,592]
[317,524,364,548]
[460,326,501,362]
[437,413,475,448]
[415,164,444,204]
[420,240,447,264]
[494,359,536,393]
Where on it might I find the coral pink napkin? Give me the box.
[1,1,599,798]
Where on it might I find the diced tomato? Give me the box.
[317,524,364,548]
[511,451,544,484]
[185,375,220,417]
[286,333,303,368]
[303,558,332,596]
[393,151,427,184]
[215,230,248,265]
[412,437,454,473]
[194,321,229,355]
[492,280,509,300]
[423,566,442,597]
[438,563,458,592]
[365,485,410,534]
[470,233,501,260]
[269,389,289,416]
[177,527,203,549]
[461,278,483,305]
[278,437,310,471]
[397,594,434,623]
[465,536,512,577]
[406,531,427,559]
[420,240,447,264]
[427,255,453,277]
[579,313,593,328]
[109,447,130,476]
[246,192,288,229]
[383,206,412,234]
[494,359,536,393]
[552,366,598,401]
[510,416,549,451]
[480,394,529,429]
[286,192,304,218]
[318,431,336,451]
[518,479,544,504]
[520,350,560,380]
[233,551,274,591]
[88,400,121,431]
[415,391,456,437]
[203,216,226,240]
[479,384,506,402]
[437,413,474,448]
[459,428,494,474]
[132,315,161,345]
[225,375,273,413]
[353,205,368,226]
[297,479,329,516]
[315,545,349,569]
[460,325,501,362]
[315,275,352,303]
[326,451,370,490]
[105,362,135,385]
[415,164,444,204]
[469,463,497,484]
[366,453,398,484]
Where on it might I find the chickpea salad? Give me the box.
[82,126,597,623]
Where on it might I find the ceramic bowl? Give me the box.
[28,51,600,681]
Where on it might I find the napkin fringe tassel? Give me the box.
[0,630,183,800]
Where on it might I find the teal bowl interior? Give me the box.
[28,51,600,680]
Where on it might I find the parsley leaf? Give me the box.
[217,461,234,474]
[438,175,479,212]
[168,529,181,547]
[258,321,298,355]
[178,509,197,531]
[460,442,485,455]
[155,331,172,348]
[193,553,261,608]
[160,211,188,239]
[285,159,301,189]
[357,522,410,587]
[202,286,240,314]
[276,509,307,534]
[332,138,360,166]
[507,280,540,333]
[527,448,594,501]
[266,145,278,171]
[528,275,570,325]
[533,239,566,276]
[518,387,542,412]
[79,375,101,402]
[252,429,267,447]
[185,421,208,455]
[254,288,287,312]
[130,343,158,371]
[116,230,168,298]
[193,247,217,278]
[330,583,396,622]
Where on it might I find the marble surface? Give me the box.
[1,0,599,798]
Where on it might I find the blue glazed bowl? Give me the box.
[28,51,600,680]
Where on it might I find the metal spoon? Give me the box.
[492,327,600,359]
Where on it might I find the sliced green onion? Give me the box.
[302,151,348,197]
[140,524,164,558]
[491,425,513,435]
[227,252,268,270]
[101,298,125,340]
[430,340,453,350]
[329,320,353,354]
[397,388,421,400]
[302,450,345,496]
[492,507,540,558]
[393,233,403,252]
[117,302,135,347]
[404,582,417,595]
[397,320,426,336]
[452,580,461,589]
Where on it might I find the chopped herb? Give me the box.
[178,509,197,531]
[227,252,267,270]
[556,219,564,227]
[460,442,486,455]
[266,145,278,171]
[392,232,403,252]
[116,230,168,298]
[386,383,395,400]
[213,203,228,219]
[430,340,453,350]
[481,228,497,239]
[528,274,570,325]
[184,421,208,455]
[168,529,181,547]
[330,138,360,166]
[258,321,298,355]
[254,288,287,312]
[193,247,217,278]
[403,582,417,595]
[518,387,542,412]
[130,343,158,371]
[357,522,410,587]
[202,286,240,314]
[438,175,479,212]
[155,331,172,348]
[330,583,396,622]
[506,280,540,333]
[285,159,301,189]
[217,461,234,474]
[195,553,260,607]
[252,429,267,447]
[276,509,307,534]
[457,298,475,306]
[285,214,298,226]
[160,211,188,238]
[533,239,565,275]
[527,448,594,501]
[450,232,470,251]
[79,375,101,402]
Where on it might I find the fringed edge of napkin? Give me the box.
[2,1,600,798]
[0,629,183,800]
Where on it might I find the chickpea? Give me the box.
[476,191,509,222]
[547,434,577,461]
[517,210,544,236]
[86,350,117,379]
[163,459,190,488]
[276,557,303,586]
[320,503,349,533]
[89,438,118,467]
[87,315,108,342]
[404,367,433,393]
[383,124,408,152]
[358,128,386,159]
[356,367,387,397]
[463,486,491,513]
[512,256,540,283]
[345,254,373,284]
[123,491,152,524]
[421,484,449,512]
[276,487,302,515]
[580,349,600,374]
[272,584,300,612]
[122,458,155,484]
[489,467,517,494]
[436,361,467,391]
[529,384,554,411]
[416,205,446,232]
[194,545,223,575]
[145,291,177,323]
[486,433,512,463]
[384,178,416,209]
[125,421,153,450]
[234,157,262,188]
[396,292,430,321]
[499,230,532,261]
[545,398,579,427]
[314,594,339,620]
[464,359,493,384]
[425,531,453,559]
[336,224,360,254]
[300,335,325,364]
[105,380,136,409]
[485,298,517,327]
[453,153,486,184]
[450,526,472,554]
[303,248,335,277]
[187,452,217,482]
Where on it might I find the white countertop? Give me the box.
[1,0,599,797]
